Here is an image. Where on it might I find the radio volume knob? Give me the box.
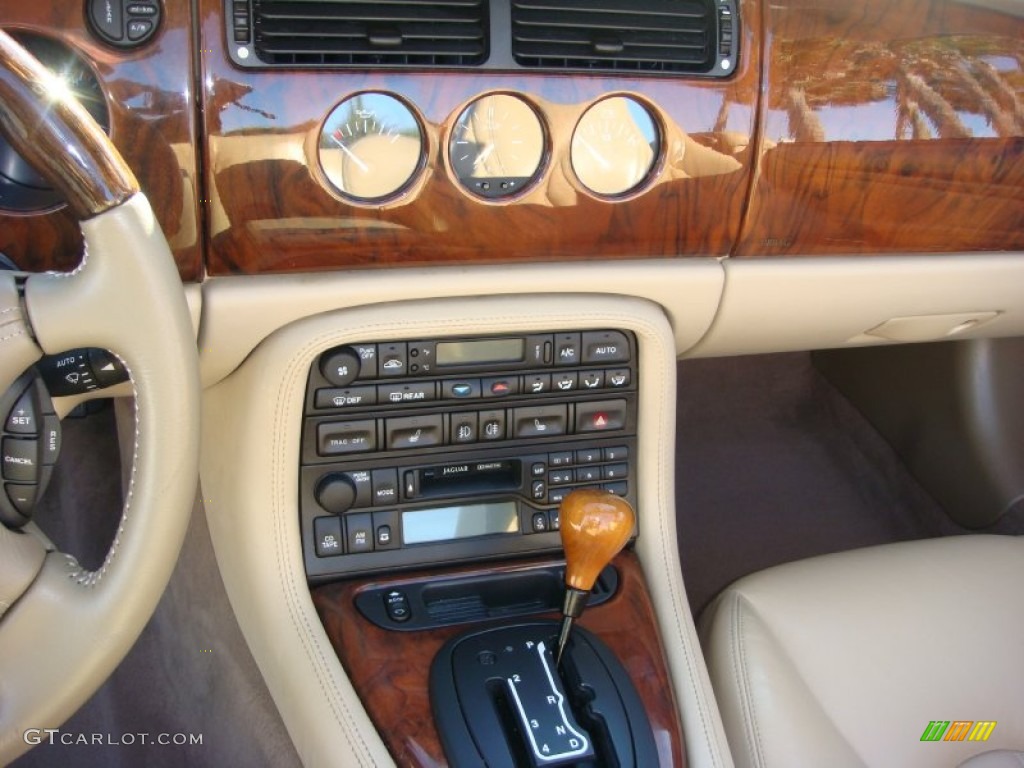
[315,473,358,514]
[320,347,361,386]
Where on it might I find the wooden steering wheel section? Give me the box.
[312,551,686,768]
[0,4,202,280]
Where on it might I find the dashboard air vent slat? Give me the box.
[512,0,719,73]
[251,0,488,67]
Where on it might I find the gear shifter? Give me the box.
[556,489,636,666]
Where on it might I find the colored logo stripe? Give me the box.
[920,720,996,742]
[968,722,997,742]
[944,722,973,741]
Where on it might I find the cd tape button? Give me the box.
[313,516,344,557]
[386,415,443,450]
[512,405,567,438]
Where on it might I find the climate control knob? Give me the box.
[320,346,361,386]
[315,473,357,514]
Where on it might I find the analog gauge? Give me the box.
[449,94,545,199]
[318,92,424,202]
[0,32,110,212]
[571,96,660,197]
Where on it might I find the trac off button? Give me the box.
[581,331,629,364]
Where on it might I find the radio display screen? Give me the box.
[402,501,520,545]
[436,338,524,366]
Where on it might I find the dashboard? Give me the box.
[1,0,1023,766]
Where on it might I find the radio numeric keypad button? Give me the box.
[576,466,600,483]
[549,469,574,485]
[603,481,628,497]
[575,448,600,464]
[603,463,628,480]
[604,446,628,462]
[548,451,573,467]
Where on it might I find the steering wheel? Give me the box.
[0,30,199,761]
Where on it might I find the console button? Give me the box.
[581,331,629,364]
[379,342,408,377]
[450,412,478,444]
[442,379,481,399]
[386,414,443,449]
[483,377,518,398]
[126,19,153,41]
[531,512,549,533]
[531,480,546,500]
[373,510,399,550]
[407,342,436,375]
[346,512,374,553]
[525,335,552,366]
[317,420,376,455]
[552,372,577,392]
[575,400,627,433]
[549,508,560,530]
[315,473,359,514]
[523,373,551,395]
[384,590,411,623]
[320,347,361,386]
[603,463,628,480]
[512,405,567,439]
[371,469,399,506]
[315,386,377,409]
[2,438,38,482]
[479,410,506,441]
[313,516,344,557]
[605,368,631,388]
[554,333,581,366]
[604,446,628,462]
[530,462,546,477]
[351,344,378,378]
[548,451,573,467]
[378,381,435,405]
[579,370,604,390]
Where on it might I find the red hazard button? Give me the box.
[575,399,627,433]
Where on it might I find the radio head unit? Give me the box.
[299,330,638,580]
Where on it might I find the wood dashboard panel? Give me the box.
[197,0,760,275]
[734,0,1024,257]
[0,4,201,280]
[312,551,686,767]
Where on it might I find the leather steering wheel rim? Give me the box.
[0,30,200,762]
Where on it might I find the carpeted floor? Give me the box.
[674,352,1023,618]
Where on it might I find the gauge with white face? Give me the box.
[318,92,424,202]
[571,96,660,197]
[449,94,546,199]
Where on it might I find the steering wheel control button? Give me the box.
[317,420,376,456]
[320,347,361,387]
[40,415,61,465]
[384,590,411,623]
[89,0,162,48]
[88,348,129,388]
[5,483,36,515]
[346,513,374,553]
[386,415,443,450]
[5,385,37,434]
[2,438,38,482]
[313,516,344,557]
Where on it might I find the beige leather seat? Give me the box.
[700,535,1024,768]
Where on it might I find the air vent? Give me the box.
[511,0,734,75]
[235,0,488,68]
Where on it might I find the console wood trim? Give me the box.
[312,550,686,767]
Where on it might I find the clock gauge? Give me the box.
[571,96,660,197]
[318,92,424,202]
[449,94,546,199]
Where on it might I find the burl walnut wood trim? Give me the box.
[0,6,202,280]
[312,550,686,767]
[734,0,1024,257]
[198,0,760,275]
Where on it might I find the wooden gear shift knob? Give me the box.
[560,489,636,592]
